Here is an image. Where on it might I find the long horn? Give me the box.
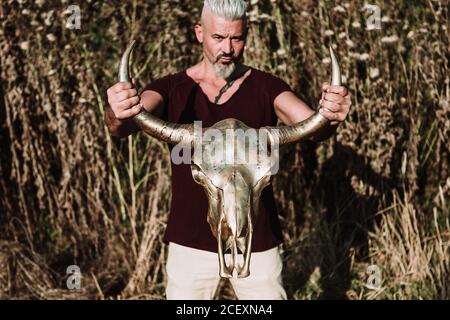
[267,46,341,145]
[119,40,194,146]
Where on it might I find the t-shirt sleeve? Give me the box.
[140,74,172,103]
[267,74,293,105]
[140,74,173,121]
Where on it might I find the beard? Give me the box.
[212,60,236,79]
[213,62,236,80]
[209,53,242,80]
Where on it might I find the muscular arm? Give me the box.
[274,91,338,142]
[105,89,165,138]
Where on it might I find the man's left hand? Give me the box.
[318,82,352,126]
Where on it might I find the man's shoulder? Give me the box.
[247,67,293,99]
[249,67,287,84]
[155,70,190,85]
[149,69,194,92]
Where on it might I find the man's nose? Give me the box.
[222,39,233,55]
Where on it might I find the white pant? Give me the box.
[166,242,287,300]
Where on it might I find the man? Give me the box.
[106,0,351,300]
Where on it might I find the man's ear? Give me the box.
[195,23,203,43]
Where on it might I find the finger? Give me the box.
[320,99,341,112]
[113,81,133,93]
[327,85,348,96]
[319,107,337,120]
[345,94,352,106]
[322,82,330,92]
[319,108,345,122]
[115,96,140,111]
[116,104,143,120]
[110,88,138,103]
[323,92,344,104]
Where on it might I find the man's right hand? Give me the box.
[106,81,142,120]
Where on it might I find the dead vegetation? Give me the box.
[0,0,448,299]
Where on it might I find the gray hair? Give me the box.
[202,0,248,21]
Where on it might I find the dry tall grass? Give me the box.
[0,0,448,299]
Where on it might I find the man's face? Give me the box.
[196,11,247,79]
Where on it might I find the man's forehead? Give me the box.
[201,10,247,34]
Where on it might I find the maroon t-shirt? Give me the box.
[142,67,292,253]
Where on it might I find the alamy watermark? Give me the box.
[65,5,81,30]
[169,121,280,175]
[366,264,382,290]
[66,265,81,290]
[363,4,381,30]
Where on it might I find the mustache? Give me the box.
[216,54,236,62]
